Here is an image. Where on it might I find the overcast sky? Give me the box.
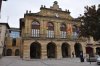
[0,0,100,28]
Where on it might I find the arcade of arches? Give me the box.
[19,1,100,60]
[23,41,100,59]
[6,49,20,56]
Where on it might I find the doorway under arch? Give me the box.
[47,42,57,58]
[74,43,82,57]
[15,49,20,56]
[6,49,12,56]
[61,43,70,58]
[96,47,100,55]
[30,42,41,59]
[86,47,93,57]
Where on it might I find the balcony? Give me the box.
[22,33,87,42]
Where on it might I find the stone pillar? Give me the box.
[70,43,75,58]
[24,19,32,37]
[41,44,47,59]
[40,20,47,38]
[28,20,32,37]
[24,19,29,36]
[54,22,60,39]
[23,41,30,60]
[40,21,43,37]
[0,47,3,58]
[81,42,86,57]
[68,45,72,57]
[93,47,96,56]
[12,48,15,56]
[56,42,62,59]
[43,20,47,38]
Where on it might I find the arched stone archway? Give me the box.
[61,43,70,58]
[6,49,12,56]
[47,42,57,58]
[96,47,100,55]
[86,47,93,57]
[30,42,41,59]
[74,43,82,57]
[15,49,20,56]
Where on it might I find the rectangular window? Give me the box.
[60,31,66,38]
[10,31,20,38]
[47,30,54,38]
[12,38,16,46]
[32,29,40,37]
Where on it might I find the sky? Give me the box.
[0,0,100,28]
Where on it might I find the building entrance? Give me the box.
[86,47,93,57]
[61,43,70,58]
[6,49,12,56]
[74,43,82,57]
[30,42,41,59]
[47,42,56,58]
[96,47,100,55]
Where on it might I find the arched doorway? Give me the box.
[30,42,41,59]
[96,47,100,55]
[6,49,12,56]
[61,43,70,58]
[86,47,93,57]
[47,42,56,58]
[74,43,82,57]
[15,49,20,56]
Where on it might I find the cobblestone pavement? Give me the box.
[0,56,99,66]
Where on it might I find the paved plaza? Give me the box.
[0,56,99,66]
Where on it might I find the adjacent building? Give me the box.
[0,23,9,57]
[5,28,21,56]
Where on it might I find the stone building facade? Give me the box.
[20,1,88,60]
[5,28,21,56]
[0,23,9,57]
[3,1,99,60]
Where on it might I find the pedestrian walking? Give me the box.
[80,51,84,62]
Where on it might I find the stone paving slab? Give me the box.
[0,56,98,66]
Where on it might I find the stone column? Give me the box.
[70,43,75,58]
[93,47,96,56]
[0,47,3,58]
[23,41,30,60]
[81,42,86,57]
[12,48,15,56]
[28,20,32,37]
[56,42,62,59]
[24,19,29,36]
[54,22,60,39]
[68,45,72,57]
[24,19,32,37]
[40,20,46,38]
[41,44,47,59]
[43,20,47,38]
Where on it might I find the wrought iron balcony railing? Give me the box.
[21,33,87,42]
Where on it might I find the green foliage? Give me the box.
[80,4,100,40]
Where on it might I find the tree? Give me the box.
[80,4,100,41]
